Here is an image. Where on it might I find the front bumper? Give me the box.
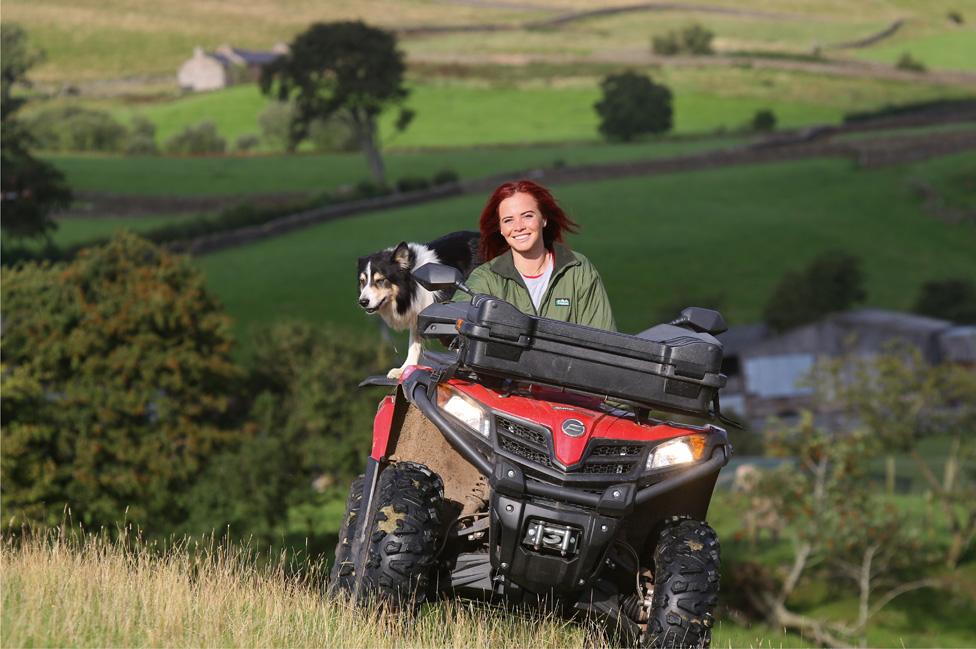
[406,370,730,516]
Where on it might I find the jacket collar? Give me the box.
[489,242,579,283]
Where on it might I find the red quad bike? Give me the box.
[331,264,733,648]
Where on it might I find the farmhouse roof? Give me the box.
[830,308,951,334]
[228,48,281,65]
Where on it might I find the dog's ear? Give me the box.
[357,256,368,272]
[391,241,411,269]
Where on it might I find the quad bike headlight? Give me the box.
[437,385,491,437]
[646,435,708,470]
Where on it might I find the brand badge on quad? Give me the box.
[561,418,586,437]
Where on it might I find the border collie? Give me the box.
[358,231,481,378]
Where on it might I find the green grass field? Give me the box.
[193,152,976,348]
[18,214,203,251]
[27,66,968,154]
[44,133,753,197]
[855,26,976,73]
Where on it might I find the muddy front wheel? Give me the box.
[360,462,445,610]
[644,518,721,648]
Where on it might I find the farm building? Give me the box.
[178,44,288,92]
[717,309,976,424]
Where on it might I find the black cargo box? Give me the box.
[418,296,726,415]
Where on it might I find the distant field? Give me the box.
[16,214,203,251]
[5,0,968,82]
[26,67,968,152]
[194,152,976,345]
[855,29,976,72]
[44,134,753,197]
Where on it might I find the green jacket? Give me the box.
[455,243,616,331]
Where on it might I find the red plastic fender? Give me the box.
[370,395,396,461]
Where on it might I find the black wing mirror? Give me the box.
[412,263,472,295]
[670,307,727,335]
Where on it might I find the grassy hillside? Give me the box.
[27,67,969,153]
[854,29,976,72]
[1,527,814,648]
[4,499,971,648]
[193,152,976,346]
[5,0,971,83]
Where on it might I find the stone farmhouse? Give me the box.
[716,309,976,426]
[178,44,289,92]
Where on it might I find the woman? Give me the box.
[459,179,616,331]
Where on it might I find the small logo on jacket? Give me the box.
[555,298,571,306]
[561,418,586,437]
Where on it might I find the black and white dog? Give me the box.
[358,231,481,378]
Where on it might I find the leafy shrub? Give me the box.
[651,32,681,56]
[258,101,296,152]
[308,115,358,152]
[0,232,242,533]
[681,24,715,55]
[164,121,226,155]
[651,23,714,56]
[947,10,964,24]
[124,115,158,155]
[130,115,155,138]
[354,179,389,198]
[125,135,158,155]
[751,109,777,132]
[762,250,866,332]
[182,321,388,549]
[396,176,431,192]
[594,71,673,142]
[24,105,128,152]
[432,169,460,185]
[895,52,927,72]
[913,278,976,323]
[234,133,260,152]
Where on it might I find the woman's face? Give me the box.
[498,192,546,256]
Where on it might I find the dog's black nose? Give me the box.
[359,299,370,308]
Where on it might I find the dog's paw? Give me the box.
[386,367,404,380]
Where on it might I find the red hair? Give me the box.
[478,180,579,261]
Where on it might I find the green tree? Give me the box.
[751,108,777,132]
[1,24,72,239]
[260,21,413,186]
[762,250,866,332]
[594,71,673,142]
[182,321,389,552]
[809,346,976,568]
[680,24,715,55]
[1,233,242,534]
[913,277,976,324]
[651,23,714,56]
[732,414,942,648]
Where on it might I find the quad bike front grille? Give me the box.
[578,461,637,474]
[496,416,548,446]
[494,415,646,478]
[589,444,643,457]
[498,434,553,467]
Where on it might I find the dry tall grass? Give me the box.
[1,528,601,648]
